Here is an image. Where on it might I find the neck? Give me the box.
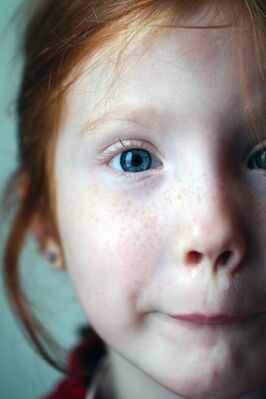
[97,348,266,399]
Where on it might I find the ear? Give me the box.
[30,213,65,270]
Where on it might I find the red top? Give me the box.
[43,327,106,399]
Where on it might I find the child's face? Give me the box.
[53,21,266,399]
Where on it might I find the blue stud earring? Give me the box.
[46,251,58,264]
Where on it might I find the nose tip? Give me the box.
[182,222,247,275]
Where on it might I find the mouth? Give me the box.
[169,312,266,325]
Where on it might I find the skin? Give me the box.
[44,13,266,399]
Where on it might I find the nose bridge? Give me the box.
[185,127,238,213]
[178,168,247,276]
[185,149,233,222]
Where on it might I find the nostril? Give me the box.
[217,250,232,267]
[186,250,233,267]
[186,251,203,265]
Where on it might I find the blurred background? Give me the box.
[0,1,87,398]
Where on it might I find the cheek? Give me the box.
[56,183,162,342]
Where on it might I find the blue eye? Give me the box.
[119,149,152,172]
[107,140,162,173]
[111,148,161,173]
[247,147,266,170]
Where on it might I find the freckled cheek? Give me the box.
[60,199,161,339]
[86,207,156,289]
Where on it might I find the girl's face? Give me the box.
[53,20,266,399]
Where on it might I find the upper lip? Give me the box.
[170,312,264,324]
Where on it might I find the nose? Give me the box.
[180,201,247,276]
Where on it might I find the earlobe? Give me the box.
[19,173,64,269]
[30,213,65,270]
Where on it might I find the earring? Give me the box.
[45,250,58,264]
[44,240,64,269]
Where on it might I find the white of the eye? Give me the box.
[109,153,124,170]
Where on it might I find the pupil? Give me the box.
[132,154,142,167]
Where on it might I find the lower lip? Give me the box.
[170,312,265,325]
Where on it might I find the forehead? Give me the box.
[62,21,263,135]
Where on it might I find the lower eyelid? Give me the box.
[102,163,159,183]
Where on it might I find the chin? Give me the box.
[162,369,264,399]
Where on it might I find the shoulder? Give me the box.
[42,326,106,399]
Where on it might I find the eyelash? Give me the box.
[96,138,266,179]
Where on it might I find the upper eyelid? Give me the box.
[248,138,266,154]
[98,138,159,159]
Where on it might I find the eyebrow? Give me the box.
[81,105,173,136]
